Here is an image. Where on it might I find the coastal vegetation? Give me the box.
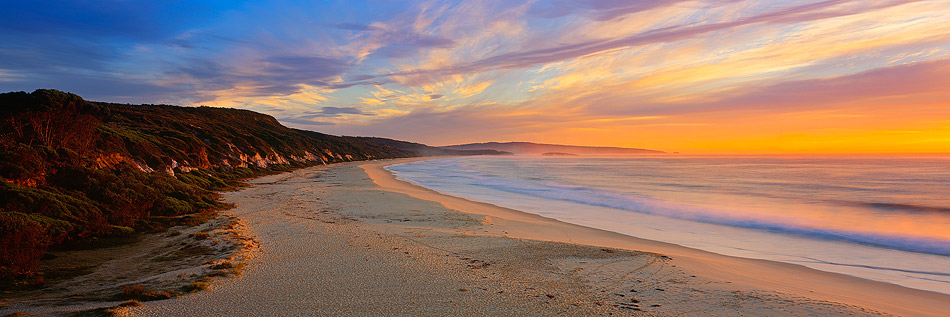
[0,89,413,281]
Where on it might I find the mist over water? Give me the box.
[387,156,950,294]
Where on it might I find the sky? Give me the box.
[1,0,949,154]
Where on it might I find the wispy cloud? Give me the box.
[357,0,922,85]
[299,106,375,118]
[1,0,947,152]
[333,23,381,31]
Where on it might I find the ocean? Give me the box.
[386,155,950,294]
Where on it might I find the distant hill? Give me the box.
[353,137,512,156]
[441,142,666,155]
[0,89,417,277]
[541,152,578,156]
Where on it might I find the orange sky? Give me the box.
[3,0,949,154]
[271,0,950,154]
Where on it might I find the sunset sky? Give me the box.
[2,0,948,154]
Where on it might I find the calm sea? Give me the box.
[386,156,950,294]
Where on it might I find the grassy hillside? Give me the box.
[0,89,413,278]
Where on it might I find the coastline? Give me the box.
[363,157,950,316]
[113,157,948,316]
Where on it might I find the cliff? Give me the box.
[0,89,413,277]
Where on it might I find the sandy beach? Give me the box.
[123,158,950,316]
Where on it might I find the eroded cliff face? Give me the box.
[0,90,412,180]
[0,89,413,277]
[0,89,412,195]
[92,103,405,175]
[85,134,373,177]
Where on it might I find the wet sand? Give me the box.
[124,158,950,316]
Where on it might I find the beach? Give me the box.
[124,158,950,316]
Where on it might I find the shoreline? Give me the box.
[362,157,950,316]
[110,157,949,316]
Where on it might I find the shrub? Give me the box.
[0,211,71,276]
[189,232,210,240]
[119,284,175,301]
[118,299,142,307]
[181,281,208,293]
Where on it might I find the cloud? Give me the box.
[320,107,369,115]
[319,80,393,90]
[372,33,457,58]
[334,23,381,31]
[0,73,190,105]
[707,58,950,110]
[347,74,377,81]
[168,54,351,101]
[0,1,195,40]
[298,106,375,118]
[315,58,950,147]
[528,0,703,21]
[355,0,920,85]
[165,38,197,49]
[277,117,336,126]
[261,56,349,83]
[278,106,380,129]
[316,106,537,143]
[1,0,947,153]
[0,37,119,73]
[586,58,950,117]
